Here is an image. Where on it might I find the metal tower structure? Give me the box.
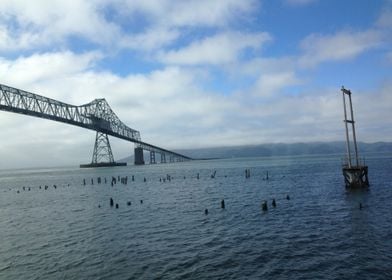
[0,83,191,166]
[80,131,127,168]
[341,86,369,188]
[92,132,114,164]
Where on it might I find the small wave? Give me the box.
[0,265,11,272]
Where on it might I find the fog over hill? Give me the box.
[120,142,392,163]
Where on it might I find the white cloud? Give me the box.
[164,0,256,27]
[158,31,271,65]
[238,57,296,77]
[121,27,180,51]
[299,30,382,67]
[0,51,101,97]
[0,25,41,51]
[253,71,301,97]
[0,0,123,51]
[0,0,259,53]
[116,0,257,28]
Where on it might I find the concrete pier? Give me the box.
[134,147,145,165]
[342,166,369,188]
[150,151,156,164]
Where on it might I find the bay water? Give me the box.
[1,154,391,279]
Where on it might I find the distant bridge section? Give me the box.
[0,83,191,166]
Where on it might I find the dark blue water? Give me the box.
[1,154,392,279]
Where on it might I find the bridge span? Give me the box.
[0,83,191,167]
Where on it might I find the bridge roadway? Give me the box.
[0,83,191,165]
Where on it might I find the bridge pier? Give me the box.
[150,151,156,164]
[80,131,126,168]
[134,147,145,165]
[343,166,369,188]
[161,153,166,163]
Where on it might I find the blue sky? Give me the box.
[0,0,391,168]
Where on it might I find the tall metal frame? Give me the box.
[91,132,115,164]
[341,87,359,167]
[340,86,369,188]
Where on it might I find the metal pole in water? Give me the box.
[348,92,360,166]
[341,86,352,168]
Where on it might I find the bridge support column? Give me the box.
[343,166,369,188]
[161,153,166,163]
[80,131,126,168]
[150,151,156,164]
[134,147,145,165]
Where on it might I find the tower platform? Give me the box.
[342,165,369,188]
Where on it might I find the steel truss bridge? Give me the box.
[0,83,191,167]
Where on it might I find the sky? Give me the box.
[0,0,391,168]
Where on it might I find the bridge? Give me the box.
[0,83,192,167]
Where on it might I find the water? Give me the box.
[1,154,392,279]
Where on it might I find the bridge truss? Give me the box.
[0,83,191,166]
